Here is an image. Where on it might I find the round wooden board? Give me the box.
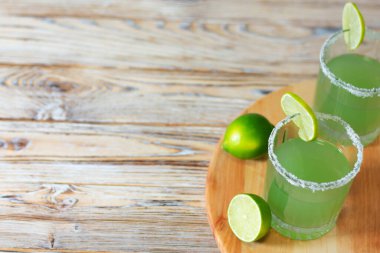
[206,80,380,253]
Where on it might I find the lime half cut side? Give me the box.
[281,92,318,141]
[342,2,365,50]
[227,194,271,242]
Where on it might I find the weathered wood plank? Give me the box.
[0,119,218,252]
[0,249,112,253]
[0,67,286,124]
[0,13,376,80]
[0,176,207,222]
[0,121,225,161]
[0,0,378,25]
[0,118,219,251]
[0,182,215,252]
[0,16,328,73]
[0,219,217,251]
[0,167,216,251]
[0,163,207,187]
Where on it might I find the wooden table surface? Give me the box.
[0,1,378,252]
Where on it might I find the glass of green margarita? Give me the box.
[264,113,363,240]
[314,29,380,145]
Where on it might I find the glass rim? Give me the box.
[320,29,380,98]
[268,112,363,191]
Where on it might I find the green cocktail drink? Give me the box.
[314,30,380,145]
[265,138,350,239]
[264,113,363,240]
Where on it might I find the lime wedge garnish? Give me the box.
[281,92,318,141]
[227,194,271,242]
[342,2,365,50]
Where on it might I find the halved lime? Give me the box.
[281,92,318,141]
[228,194,271,242]
[342,2,365,50]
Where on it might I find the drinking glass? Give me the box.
[314,29,380,145]
[264,113,363,240]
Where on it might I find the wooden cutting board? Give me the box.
[205,80,380,253]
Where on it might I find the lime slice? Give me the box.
[227,194,271,242]
[281,92,318,141]
[342,2,365,50]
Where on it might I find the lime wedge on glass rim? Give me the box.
[342,2,365,50]
[281,92,318,141]
[228,194,271,242]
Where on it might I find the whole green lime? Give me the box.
[223,113,274,159]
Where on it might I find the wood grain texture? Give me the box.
[206,81,380,253]
[0,16,326,72]
[0,122,221,251]
[0,66,284,124]
[0,1,377,75]
[0,0,379,23]
[0,120,223,161]
[0,0,377,252]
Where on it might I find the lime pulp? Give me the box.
[228,194,271,242]
[342,2,365,50]
[280,92,318,141]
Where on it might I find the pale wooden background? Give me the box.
[0,1,378,252]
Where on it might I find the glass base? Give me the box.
[271,213,336,240]
[360,127,380,146]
